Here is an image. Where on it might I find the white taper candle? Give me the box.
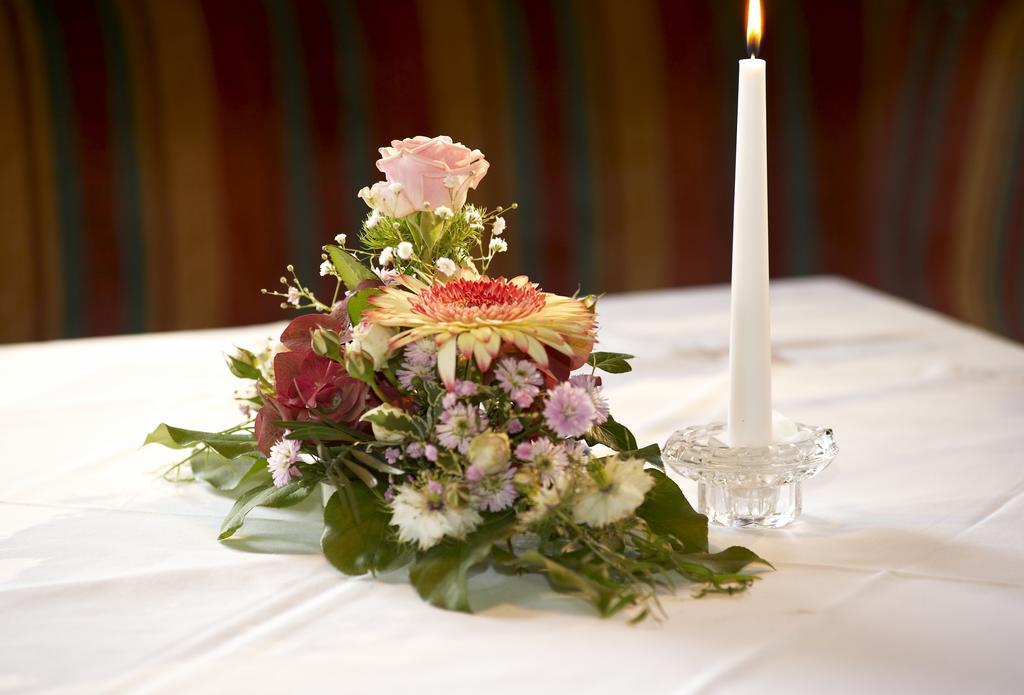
[727,49,772,447]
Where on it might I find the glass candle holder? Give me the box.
[663,422,837,528]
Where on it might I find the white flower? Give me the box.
[396,241,414,260]
[464,206,483,229]
[286,286,301,307]
[267,437,301,487]
[489,237,508,254]
[491,216,506,235]
[435,257,457,276]
[360,403,411,443]
[319,260,334,277]
[346,321,395,370]
[379,247,395,267]
[390,486,448,550]
[357,186,372,202]
[388,182,403,194]
[390,485,482,550]
[572,457,653,527]
[435,205,454,219]
[335,233,348,245]
[519,479,569,525]
[366,209,381,229]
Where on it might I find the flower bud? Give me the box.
[310,327,341,361]
[344,348,376,384]
[467,431,511,476]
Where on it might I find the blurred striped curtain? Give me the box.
[1,0,1023,343]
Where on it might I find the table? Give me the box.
[2,277,1022,694]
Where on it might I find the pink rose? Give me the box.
[358,136,489,218]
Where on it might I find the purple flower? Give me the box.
[397,361,437,390]
[385,447,400,465]
[569,374,610,425]
[403,339,438,367]
[424,444,439,462]
[436,403,487,453]
[543,382,598,438]
[507,418,524,435]
[515,438,569,487]
[468,467,518,512]
[406,442,425,458]
[453,380,478,397]
[442,392,459,410]
[494,358,543,409]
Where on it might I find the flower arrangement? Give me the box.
[147,135,768,621]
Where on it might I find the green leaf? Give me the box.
[347,287,382,325]
[621,443,664,471]
[190,450,266,491]
[586,351,634,374]
[277,420,369,443]
[145,424,258,459]
[636,469,708,552]
[409,511,517,613]
[676,546,773,575]
[218,475,321,540]
[519,551,622,616]
[321,486,411,575]
[584,416,638,452]
[326,245,378,290]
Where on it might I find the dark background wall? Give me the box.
[1,0,1023,343]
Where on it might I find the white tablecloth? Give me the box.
[2,277,1022,694]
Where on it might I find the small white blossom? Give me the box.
[435,205,454,219]
[357,186,371,202]
[491,216,506,235]
[366,208,381,229]
[489,237,508,254]
[379,247,395,267]
[435,257,457,276]
[267,438,301,487]
[396,241,414,260]
[319,260,334,277]
[334,233,348,245]
[286,286,301,306]
[464,206,483,229]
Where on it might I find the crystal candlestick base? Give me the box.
[663,422,837,528]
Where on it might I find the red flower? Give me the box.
[254,314,370,454]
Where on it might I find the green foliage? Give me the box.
[190,450,268,491]
[326,245,378,290]
[586,351,635,374]
[218,474,322,540]
[636,470,708,552]
[585,416,638,452]
[346,287,382,325]
[409,511,517,612]
[145,424,258,459]
[322,487,412,575]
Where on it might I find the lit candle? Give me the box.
[727,0,772,447]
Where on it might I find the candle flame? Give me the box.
[746,0,762,58]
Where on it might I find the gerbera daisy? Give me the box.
[365,271,596,387]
